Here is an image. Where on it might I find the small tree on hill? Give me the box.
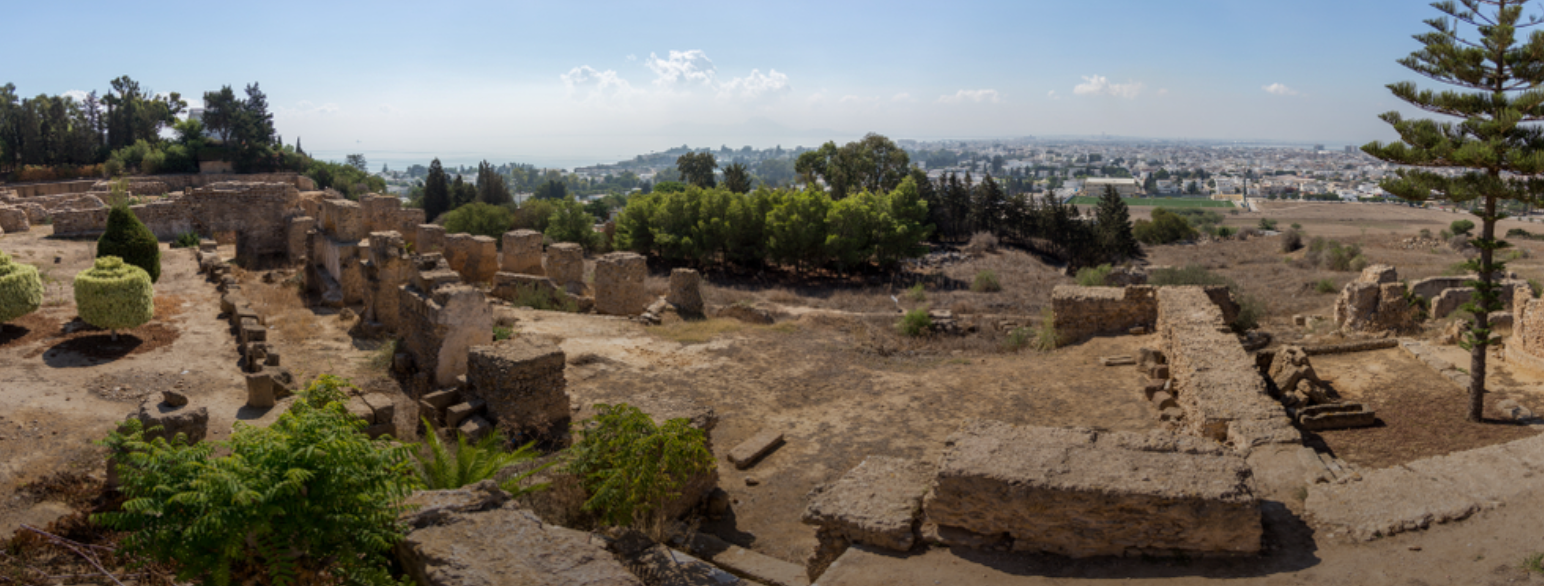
[0,250,43,324]
[1362,0,1544,422]
[722,162,752,194]
[97,201,160,283]
[1094,185,1142,263]
[74,256,154,340]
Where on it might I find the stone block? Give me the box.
[728,429,785,470]
[1151,391,1177,411]
[321,198,365,241]
[446,399,486,429]
[543,242,585,293]
[594,252,648,316]
[457,415,494,443]
[490,272,565,307]
[422,389,461,411]
[397,501,641,586]
[922,420,1261,557]
[629,545,745,586]
[803,456,934,552]
[0,206,30,233]
[501,230,544,274]
[361,392,396,425]
[1300,408,1378,431]
[684,533,808,586]
[465,338,569,438]
[129,398,209,444]
[246,372,276,408]
[1099,355,1135,366]
[668,268,704,314]
[364,422,396,439]
[416,224,446,254]
[347,396,376,424]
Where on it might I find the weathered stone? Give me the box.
[668,268,704,314]
[464,338,569,439]
[446,399,487,429]
[490,272,566,307]
[444,234,499,283]
[500,230,544,275]
[417,224,446,254]
[400,281,493,389]
[922,420,1261,557]
[629,545,744,586]
[684,533,808,586]
[457,415,494,443]
[1151,391,1177,411]
[1300,407,1378,431]
[1334,267,1415,333]
[594,252,648,316]
[0,206,30,233]
[543,242,585,294]
[1052,285,1157,345]
[162,390,188,407]
[1267,346,1319,396]
[728,429,785,470]
[128,399,209,444]
[246,372,276,408]
[1099,355,1135,366]
[802,457,934,552]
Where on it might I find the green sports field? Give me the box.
[1068,196,1235,208]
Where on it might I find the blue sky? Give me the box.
[11,1,1442,168]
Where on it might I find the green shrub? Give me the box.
[1451,219,1475,236]
[94,375,418,586]
[1258,218,1278,231]
[1216,226,1235,238]
[367,339,397,372]
[544,196,600,251]
[1003,327,1033,351]
[565,403,716,533]
[0,251,43,323]
[1075,264,1112,287]
[1421,228,1434,239]
[897,308,932,337]
[1314,279,1338,294]
[441,201,514,239]
[1291,223,1302,230]
[972,270,1003,292]
[905,283,926,303]
[97,201,161,283]
[1133,208,1199,245]
[417,418,550,497]
[493,326,514,341]
[1349,254,1370,272]
[73,256,154,338]
[172,231,201,249]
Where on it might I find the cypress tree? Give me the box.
[424,158,450,222]
[1094,185,1142,263]
[1362,0,1544,422]
[476,160,511,206]
[97,201,161,283]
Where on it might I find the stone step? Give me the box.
[684,533,809,586]
[728,429,785,470]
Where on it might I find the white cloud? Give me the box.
[284,100,339,115]
[1263,83,1299,96]
[561,66,636,101]
[937,89,1002,104]
[718,69,790,99]
[62,89,89,103]
[626,54,637,62]
[1073,75,1146,99]
[892,92,912,102]
[1158,88,1169,96]
[647,50,717,86]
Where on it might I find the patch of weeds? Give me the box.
[1032,307,1058,351]
[172,231,201,249]
[653,318,747,344]
[1314,279,1337,294]
[896,308,932,337]
[1003,327,1033,352]
[972,270,1002,292]
[905,283,927,303]
[367,339,397,373]
[507,283,579,312]
[1521,552,1544,574]
[1075,264,1112,287]
[1530,279,1543,299]
[493,326,514,341]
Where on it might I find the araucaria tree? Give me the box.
[0,250,43,324]
[1363,0,1544,422]
[74,256,154,340]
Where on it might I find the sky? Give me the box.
[10,0,1446,169]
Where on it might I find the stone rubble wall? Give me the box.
[359,194,424,246]
[398,257,493,389]
[84,172,313,194]
[0,191,105,223]
[50,182,301,267]
[416,224,446,254]
[0,206,28,233]
[464,338,569,439]
[1051,285,1158,344]
[922,420,1261,557]
[1509,297,1544,375]
[2,179,99,198]
[1157,287,1300,449]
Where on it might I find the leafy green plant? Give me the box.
[94,375,418,586]
[493,326,514,341]
[1314,279,1338,294]
[1215,226,1235,238]
[416,418,551,497]
[565,403,716,533]
[1258,218,1278,231]
[441,201,514,239]
[897,308,932,337]
[1075,264,1112,287]
[904,283,926,303]
[972,269,1003,292]
[544,195,600,251]
[1003,327,1033,352]
[73,256,154,340]
[97,200,161,283]
[1451,219,1475,236]
[0,251,43,324]
[172,231,201,249]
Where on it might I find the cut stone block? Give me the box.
[667,268,704,314]
[685,533,809,586]
[457,415,494,443]
[347,396,376,424]
[1300,409,1378,431]
[728,429,785,470]
[500,229,544,275]
[803,456,934,552]
[594,252,648,316]
[1150,391,1177,411]
[397,500,641,586]
[465,338,568,438]
[246,372,276,408]
[630,545,744,586]
[446,399,487,429]
[1100,355,1135,366]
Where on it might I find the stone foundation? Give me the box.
[1051,285,1157,344]
[464,337,569,438]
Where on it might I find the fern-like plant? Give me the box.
[565,403,715,530]
[416,417,551,497]
[94,375,419,586]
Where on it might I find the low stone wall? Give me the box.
[1334,265,1415,333]
[50,182,301,266]
[360,194,424,245]
[4,180,98,198]
[1411,276,1468,300]
[0,191,106,223]
[86,172,312,193]
[1051,285,1158,344]
[1157,287,1300,449]
[922,420,1261,557]
[320,198,366,241]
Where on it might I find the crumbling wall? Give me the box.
[416,224,446,254]
[1157,287,1300,449]
[922,420,1261,557]
[1508,297,1544,374]
[363,231,415,332]
[0,191,105,223]
[443,234,498,284]
[49,182,300,267]
[359,194,425,246]
[500,230,544,275]
[398,255,493,389]
[544,242,585,294]
[1051,285,1158,344]
[0,206,28,233]
[464,338,569,438]
[85,172,312,193]
[1334,265,1415,333]
[594,252,647,316]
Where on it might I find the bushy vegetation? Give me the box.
[1133,208,1200,245]
[1304,237,1366,271]
[73,256,154,338]
[897,308,933,336]
[616,179,931,272]
[416,419,550,497]
[565,403,716,533]
[1075,264,1113,287]
[1315,278,1338,294]
[95,375,418,586]
[904,283,926,303]
[1281,229,1304,252]
[1451,219,1475,236]
[172,230,201,249]
[503,282,580,312]
[0,250,43,323]
[97,201,161,283]
[1258,218,1278,231]
[1032,306,1058,351]
[544,196,601,251]
[1149,264,1263,331]
[440,202,515,240]
[971,270,1002,292]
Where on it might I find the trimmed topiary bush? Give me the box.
[97,202,161,283]
[0,251,43,323]
[74,256,154,339]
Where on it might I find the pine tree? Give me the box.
[424,158,450,222]
[1363,0,1544,422]
[1094,185,1142,263]
[476,160,511,206]
[97,201,161,283]
[971,173,1009,236]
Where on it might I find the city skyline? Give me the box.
[12,1,1450,168]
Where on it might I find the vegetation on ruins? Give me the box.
[73,256,154,339]
[0,250,43,323]
[172,230,202,249]
[1149,264,1262,331]
[1075,264,1113,287]
[897,308,933,337]
[1031,306,1058,351]
[94,376,417,586]
[544,196,602,251]
[97,200,162,282]
[565,403,715,532]
[416,418,552,497]
[440,201,515,240]
[1362,0,1544,421]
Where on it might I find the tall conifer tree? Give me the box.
[424,158,450,222]
[1094,185,1142,263]
[1363,0,1544,421]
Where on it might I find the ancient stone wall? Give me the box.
[397,254,493,389]
[4,180,98,198]
[500,230,544,275]
[417,224,446,254]
[464,338,569,438]
[50,182,301,267]
[1508,297,1544,374]
[668,268,703,314]
[1334,265,1415,333]
[0,191,106,223]
[359,194,425,246]
[1411,276,1468,301]
[1157,286,1300,449]
[1051,285,1157,344]
[544,243,585,294]
[84,172,312,194]
[922,420,1261,557]
[363,231,415,332]
[444,234,498,284]
[594,252,647,316]
[0,207,28,233]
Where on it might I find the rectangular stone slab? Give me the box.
[728,429,785,470]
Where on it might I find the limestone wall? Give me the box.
[1157,287,1299,449]
[1051,285,1157,344]
[49,181,301,267]
[4,180,98,198]
[444,234,498,284]
[923,420,1261,557]
[500,230,544,274]
[1508,297,1544,374]
[399,266,493,389]
[417,225,446,254]
[359,194,425,246]
[0,191,106,223]
[594,252,647,316]
[85,172,312,193]
[0,206,28,233]
[465,338,569,438]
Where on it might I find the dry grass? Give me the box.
[649,318,751,344]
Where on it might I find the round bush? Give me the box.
[97,203,161,283]
[74,256,154,333]
[0,251,43,323]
